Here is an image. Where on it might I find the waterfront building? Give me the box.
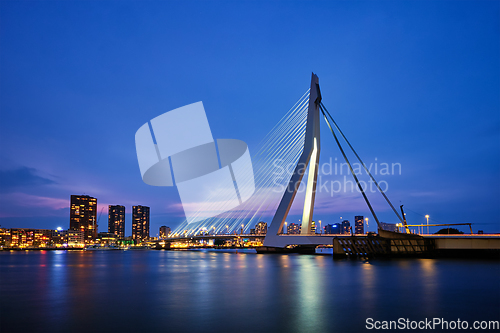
[51,229,67,245]
[97,232,118,245]
[67,229,84,246]
[324,223,342,234]
[323,224,333,234]
[34,229,54,247]
[355,216,364,234]
[310,221,316,234]
[341,220,351,235]
[70,195,97,243]
[118,236,134,247]
[50,229,84,247]
[287,223,300,234]
[132,205,150,243]
[0,227,11,246]
[255,222,267,235]
[159,226,171,238]
[5,228,52,248]
[108,205,125,239]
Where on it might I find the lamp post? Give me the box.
[226,225,229,235]
[319,220,322,235]
[425,215,429,235]
[284,222,287,235]
[365,217,369,233]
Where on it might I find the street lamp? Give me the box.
[226,225,229,234]
[284,222,287,235]
[425,215,429,235]
[365,217,369,233]
[319,220,322,235]
[241,224,244,235]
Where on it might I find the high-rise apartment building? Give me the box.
[108,205,125,239]
[159,225,171,238]
[355,216,364,235]
[287,223,300,234]
[310,221,316,234]
[255,222,267,235]
[341,220,351,235]
[70,195,97,243]
[132,205,150,243]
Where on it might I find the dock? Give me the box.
[332,230,500,259]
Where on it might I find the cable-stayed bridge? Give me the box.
[172,73,393,241]
[168,73,500,257]
[172,85,312,237]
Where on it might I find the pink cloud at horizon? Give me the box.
[0,192,68,217]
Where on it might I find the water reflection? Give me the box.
[417,259,438,312]
[360,260,376,312]
[294,256,326,333]
[1,251,499,333]
[46,250,68,320]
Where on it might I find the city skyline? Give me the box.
[1,3,498,333]
[0,191,387,238]
[0,1,499,235]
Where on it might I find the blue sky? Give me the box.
[1,0,499,235]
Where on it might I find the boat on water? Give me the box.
[84,244,123,251]
[128,245,150,250]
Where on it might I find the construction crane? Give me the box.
[400,205,411,234]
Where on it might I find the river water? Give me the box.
[1,249,499,332]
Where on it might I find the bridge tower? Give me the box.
[264,73,322,247]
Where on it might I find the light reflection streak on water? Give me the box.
[360,260,376,313]
[293,256,326,333]
[48,250,68,315]
[192,252,215,315]
[418,259,437,312]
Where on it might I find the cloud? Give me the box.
[0,166,56,191]
[0,192,68,217]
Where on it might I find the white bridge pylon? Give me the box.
[264,73,327,248]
